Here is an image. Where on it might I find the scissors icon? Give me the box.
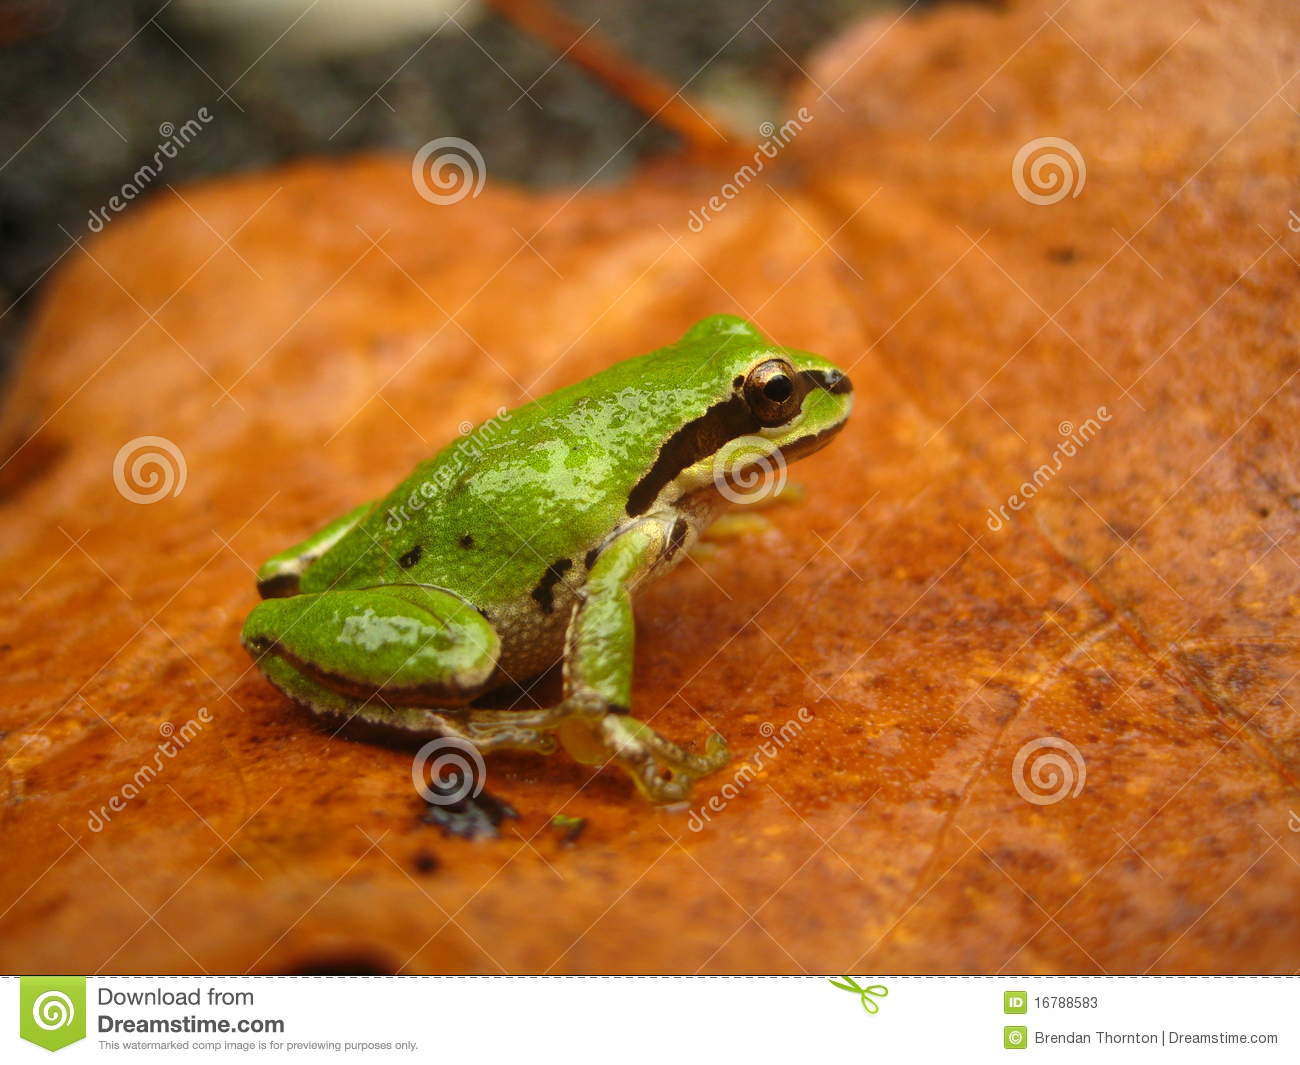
[829,976,888,1013]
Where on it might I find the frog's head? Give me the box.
[631,314,853,514]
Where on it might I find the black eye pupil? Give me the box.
[763,375,793,402]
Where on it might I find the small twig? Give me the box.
[485,0,742,156]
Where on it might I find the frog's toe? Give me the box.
[601,715,728,803]
[635,766,694,804]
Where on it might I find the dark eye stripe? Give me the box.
[626,394,760,516]
[625,367,849,517]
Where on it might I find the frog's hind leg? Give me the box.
[248,608,559,759]
[242,584,500,711]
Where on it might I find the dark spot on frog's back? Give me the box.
[398,545,422,569]
[531,557,573,614]
[459,533,475,549]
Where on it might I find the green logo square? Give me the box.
[1004,990,1028,1014]
[20,976,86,1051]
[1004,1025,1028,1050]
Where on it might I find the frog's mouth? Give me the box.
[775,368,853,462]
[775,414,851,464]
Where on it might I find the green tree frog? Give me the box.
[242,315,853,802]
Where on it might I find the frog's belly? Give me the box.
[487,579,580,688]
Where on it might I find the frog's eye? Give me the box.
[743,359,800,426]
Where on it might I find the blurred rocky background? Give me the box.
[0,0,896,380]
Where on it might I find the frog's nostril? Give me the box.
[826,369,852,395]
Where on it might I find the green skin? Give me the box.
[241,314,853,802]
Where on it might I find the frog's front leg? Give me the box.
[552,517,730,802]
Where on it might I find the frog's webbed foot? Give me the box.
[598,715,730,803]
[546,516,733,802]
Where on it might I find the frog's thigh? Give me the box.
[242,586,500,703]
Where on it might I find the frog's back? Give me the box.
[300,339,735,608]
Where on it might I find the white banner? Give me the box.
[7,976,1293,1064]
